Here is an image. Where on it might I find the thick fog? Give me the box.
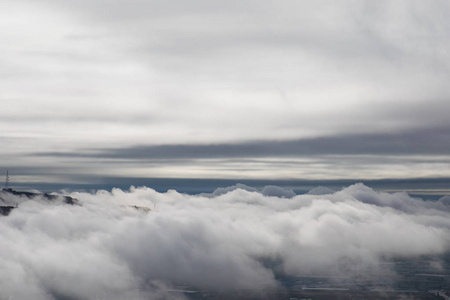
[1,183,450,299]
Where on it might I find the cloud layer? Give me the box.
[2,1,450,182]
[1,184,450,299]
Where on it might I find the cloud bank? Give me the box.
[1,184,450,299]
[28,127,450,182]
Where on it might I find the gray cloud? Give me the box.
[34,127,450,160]
[22,126,450,182]
[1,184,450,299]
[2,0,450,182]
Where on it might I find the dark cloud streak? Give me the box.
[34,127,450,160]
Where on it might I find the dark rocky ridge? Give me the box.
[0,188,77,216]
[0,205,15,216]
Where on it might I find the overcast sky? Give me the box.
[2,0,450,188]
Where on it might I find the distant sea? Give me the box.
[11,177,450,200]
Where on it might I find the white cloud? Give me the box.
[0,184,449,299]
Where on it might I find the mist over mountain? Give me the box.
[1,184,449,299]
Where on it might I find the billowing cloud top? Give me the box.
[1,184,450,299]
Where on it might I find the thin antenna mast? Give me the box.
[5,170,9,189]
